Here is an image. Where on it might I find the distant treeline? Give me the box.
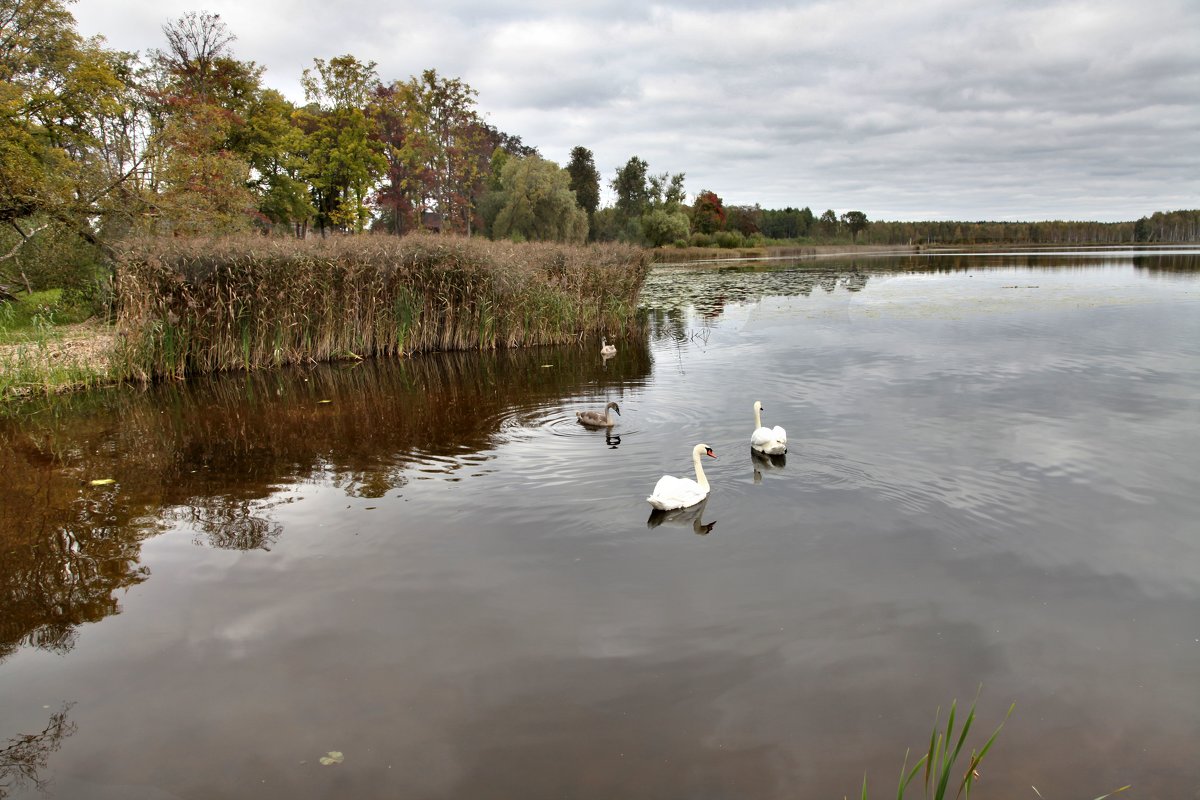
[865,209,1200,246]
[720,207,1200,247]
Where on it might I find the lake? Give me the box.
[2,249,1198,799]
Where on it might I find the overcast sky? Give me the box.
[72,0,1199,222]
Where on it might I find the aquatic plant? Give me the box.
[112,234,649,380]
[855,696,1129,800]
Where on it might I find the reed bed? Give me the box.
[113,235,649,380]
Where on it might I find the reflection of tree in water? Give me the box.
[0,342,654,657]
[1132,253,1200,274]
[640,263,873,341]
[0,441,152,662]
[176,497,285,551]
[0,703,77,799]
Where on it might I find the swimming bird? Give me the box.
[577,401,621,428]
[600,337,617,357]
[751,400,787,455]
[647,443,717,510]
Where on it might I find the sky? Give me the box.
[71,0,1200,223]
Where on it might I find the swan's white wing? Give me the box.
[647,475,708,510]
[751,425,787,454]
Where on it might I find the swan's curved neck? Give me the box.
[606,408,616,424]
[753,404,763,429]
[692,448,710,491]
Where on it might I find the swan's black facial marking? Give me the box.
[705,448,716,458]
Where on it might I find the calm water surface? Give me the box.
[2,250,1199,799]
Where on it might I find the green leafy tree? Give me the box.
[640,208,690,247]
[840,210,869,242]
[0,0,128,281]
[299,55,386,233]
[565,145,600,238]
[611,156,649,229]
[818,208,839,238]
[238,89,313,234]
[648,172,686,210]
[489,155,587,243]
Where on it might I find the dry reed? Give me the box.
[113,234,649,380]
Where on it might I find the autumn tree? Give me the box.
[725,205,761,236]
[692,190,726,234]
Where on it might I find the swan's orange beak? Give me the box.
[705,448,717,459]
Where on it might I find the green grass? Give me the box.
[0,290,83,343]
[1,290,116,399]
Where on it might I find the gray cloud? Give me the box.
[73,0,1200,221]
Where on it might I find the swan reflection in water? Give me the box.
[751,449,786,484]
[647,497,716,536]
[605,431,621,449]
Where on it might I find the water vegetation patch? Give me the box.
[113,235,649,380]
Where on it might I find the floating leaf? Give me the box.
[319,751,344,765]
[317,399,333,404]
[89,478,116,486]
[540,364,554,368]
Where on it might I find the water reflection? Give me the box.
[751,450,787,484]
[0,254,1198,800]
[646,497,716,535]
[0,704,76,798]
[0,342,652,660]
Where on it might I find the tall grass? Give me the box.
[113,234,649,380]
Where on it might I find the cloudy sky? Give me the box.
[72,0,1199,222]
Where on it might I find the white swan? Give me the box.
[647,443,716,510]
[751,400,787,455]
[600,337,617,357]
[577,401,620,428]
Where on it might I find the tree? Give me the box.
[840,210,869,242]
[648,172,686,210]
[298,55,386,233]
[726,205,761,236]
[611,156,649,227]
[394,69,486,234]
[818,208,839,238]
[565,146,599,238]
[0,0,133,289]
[238,89,313,234]
[489,155,587,243]
[692,190,726,234]
[640,208,689,247]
